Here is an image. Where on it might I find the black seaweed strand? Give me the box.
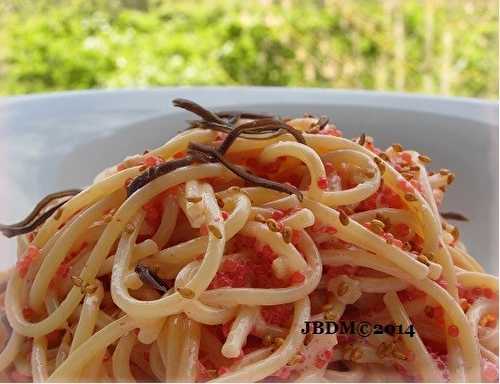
[188,142,303,201]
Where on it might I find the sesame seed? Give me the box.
[216,197,225,208]
[378,153,390,162]
[418,155,432,164]
[266,218,281,232]
[254,214,266,223]
[85,284,98,294]
[439,168,451,176]
[404,193,418,202]
[336,282,349,297]
[186,196,202,203]
[208,224,223,239]
[338,211,349,226]
[71,276,83,287]
[358,133,366,146]
[417,254,430,266]
[447,173,455,185]
[177,287,195,299]
[262,335,273,346]
[392,143,403,152]
[125,223,135,234]
[282,226,293,243]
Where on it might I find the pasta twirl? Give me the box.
[0,99,497,383]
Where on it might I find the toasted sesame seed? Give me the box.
[71,276,83,287]
[417,254,430,266]
[125,223,135,234]
[266,218,281,232]
[337,282,349,297]
[177,287,195,299]
[392,143,403,152]
[392,350,408,360]
[418,155,432,164]
[451,226,460,241]
[404,193,418,202]
[371,219,385,229]
[322,303,334,312]
[364,169,376,178]
[439,168,451,176]
[378,153,390,162]
[216,197,225,208]
[282,226,293,243]
[85,284,98,294]
[447,173,456,185]
[358,133,366,146]
[254,213,266,223]
[324,310,336,321]
[373,157,386,174]
[273,337,285,348]
[338,211,349,226]
[54,208,63,220]
[208,224,223,239]
[186,196,202,203]
[262,334,273,346]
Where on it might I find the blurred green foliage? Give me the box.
[0,0,497,98]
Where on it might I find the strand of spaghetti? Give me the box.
[303,198,429,279]
[280,208,315,229]
[480,344,498,365]
[416,159,460,303]
[200,230,321,307]
[111,179,227,318]
[213,297,309,382]
[153,191,250,266]
[320,149,381,206]
[13,164,233,336]
[259,141,326,200]
[33,167,141,248]
[450,246,485,273]
[29,190,124,311]
[448,245,479,272]
[48,315,136,382]
[456,271,498,291]
[356,276,408,293]
[31,336,48,382]
[0,332,23,371]
[151,195,178,248]
[177,317,201,382]
[405,276,481,381]
[68,281,103,354]
[165,315,184,381]
[383,291,445,382]
[350,208,420,237]
[149,342,165,381]
[54,330,71,369]
[231,347,273,371]
[112,332,136,382]
[183,299,237,325]
[221,306,259,358]
[150,128,217,159]
[98,239,159,277]
[225,132,440,253]
[137,318,165,344]
[466,299,498,349]
[240,221,307,273]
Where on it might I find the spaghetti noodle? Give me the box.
[0,99,497,382]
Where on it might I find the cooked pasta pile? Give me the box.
[0,99,497,382]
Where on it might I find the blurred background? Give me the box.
[0,0,498,98]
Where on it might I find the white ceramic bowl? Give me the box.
[0,87,497,273]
